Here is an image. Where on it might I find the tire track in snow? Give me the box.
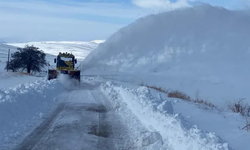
[14,103,65,150]
[14,86,114,150]
[90,89,139,150]
[14,81,137,150]
[89,90,113,150]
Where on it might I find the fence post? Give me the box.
[7,49,10,72]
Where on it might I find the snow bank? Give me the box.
[81,4,250,110]
[101,81,230,150]
[82,4,250,77]
[0,78,64,149]
[0,62,41,88]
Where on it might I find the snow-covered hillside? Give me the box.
[7,40,104,61]
[6,40,103,73]
[83,5,250,75]
[82,5,250,105]
[80,4,250,150]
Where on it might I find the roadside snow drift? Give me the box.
[0,78,64,149]
[80,5,250,150]
[101,81,230,150]
[82,4,250,77]
[81,4,250,107]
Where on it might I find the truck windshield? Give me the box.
[60,57,72,61]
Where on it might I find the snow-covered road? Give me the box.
[13,82,135,150]
[0,75,239,150]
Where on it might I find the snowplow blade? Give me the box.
[68,70,81,83]
[48,69,58,80]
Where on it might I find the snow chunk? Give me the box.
[157,100,173,114]
[39,112,44,119]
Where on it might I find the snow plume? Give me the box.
[57,74,80,89]
[101,81,231,150]
[0,78,64,149]
[82,5,250,76]
[132,0,191,10]
[58,73,72,87]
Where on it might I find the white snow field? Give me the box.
[80,4,250,150]
[1,4,250,150]
[7,40,104,61]
[0,44,41,88]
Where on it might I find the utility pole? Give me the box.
[7,49,10,72]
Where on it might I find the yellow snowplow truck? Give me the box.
[48,52,80,82]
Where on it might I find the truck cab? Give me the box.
[48,52,80,83]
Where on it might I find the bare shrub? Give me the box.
[227,98,250,116]
[241,118,250,131]
[140,82,145,86]
[193,91,215,108]
[140,84,216,109]
[194,99,215,108]
[247,107,250,117]
[140,83,169,93]
[168,90,191,101]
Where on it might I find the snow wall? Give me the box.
[82,4,250,78]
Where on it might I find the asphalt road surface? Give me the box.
[14,82,134,150]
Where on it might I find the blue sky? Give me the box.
[0,0,248,42]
